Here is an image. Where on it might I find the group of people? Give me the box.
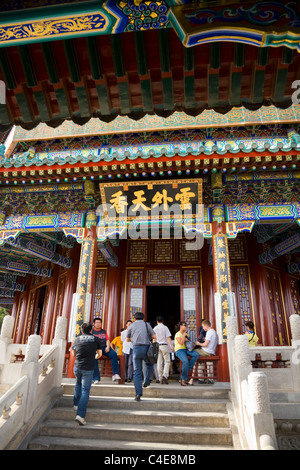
[72,313,259,425]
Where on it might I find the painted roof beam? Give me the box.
[98,241,118,267]
[259,233,300,264]
[0,259,53,277]
[0,279,25,292]
[4,235,72,268]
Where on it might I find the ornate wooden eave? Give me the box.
[0,1,299,131]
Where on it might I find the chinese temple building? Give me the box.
[0,0,300,383]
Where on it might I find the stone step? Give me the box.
[58,394,229,413]
[62,382,230,401]
[33,419,234,447]
[28,435,233,451]
[49,405,230,428]
[26,381,235,450]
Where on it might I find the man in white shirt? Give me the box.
[189,319,219,385]
[195,320,218,356]
[153,316,174,384]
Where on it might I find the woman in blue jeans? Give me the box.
[174,321,199,386]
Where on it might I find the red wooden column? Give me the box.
[61,242,80,321]
[66,213,98,377]
[211,206,231,382]
[41,263,60,344]
[104,240,127,340]
[14,275,32,344]
[248,235,273,346]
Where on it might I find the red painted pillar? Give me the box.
[15,275,32,344]
[104,240,126,340]
[211,207,231,382]
[247,234,273,346]
[41,263,60,345]
[67,221,97,378]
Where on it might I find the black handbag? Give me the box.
[145,322,159,363]
[147,341,159,364]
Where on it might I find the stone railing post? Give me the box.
[248,371,277,449]
[290,314,300,344]
[233,335,252,439]
[289,314,300,391]
[52,316,68,387]
[0,316,14,363]
[235,334,252,379]
[226,315,239,388]
[21,334,41,423]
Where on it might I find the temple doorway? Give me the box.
[146,286,181,338]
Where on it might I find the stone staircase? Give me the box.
[270,392,300,450]
[26,380,237,450]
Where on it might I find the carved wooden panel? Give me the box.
[178,239,201,263]
[146,269,180,285]
[183,268,199,286]
[152,240,174,263]
[49,274,67,341]
[289,277,300,315]
[23,288,38,343]
[228,236,247,261]
[129,287,144,318]
[183,287,197,343]
[91,269,107,318]
[266,268,288,346]
[128,269,144,287]
[127,240,149,264]
[39,286,51,342]
[231,265,254,334]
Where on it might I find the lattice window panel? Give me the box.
[50,274,67,342]
[231,266,253,334]
[152,240,174,263]
[228,236,247,261]
[290,278,300,315]
[266,268,288,346]
[129,287,144,318]
[178,240,201,263]
[128,240,149,264]
[128,269,144,287]
[183,287,197,343]
[183,269,199,286]
[92,269,107,319]
[146,269,180,285]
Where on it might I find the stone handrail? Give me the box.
[226,314,300,450]
[0,316,67,449]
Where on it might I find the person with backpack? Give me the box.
[245,321,259,346]
[72,322,102,426]
[126,311,156,401]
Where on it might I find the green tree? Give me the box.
[0,307,8,330]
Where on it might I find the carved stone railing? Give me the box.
[226,314,300,450]
[0,316,67,449]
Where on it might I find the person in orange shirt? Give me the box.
[111,329,124,355]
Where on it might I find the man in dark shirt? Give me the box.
[92,317,121,382]
[72,322,102,425]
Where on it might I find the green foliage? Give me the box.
[0,307,8,330]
